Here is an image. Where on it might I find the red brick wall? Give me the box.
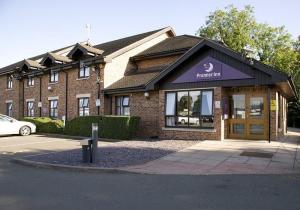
[0,63,104,121]
[110,91,160,138]
[0,75,22,119]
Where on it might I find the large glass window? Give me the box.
[165,89,214,129]
[116,96,130,116]
[27,101,34,117]
[49,100,58,118]
[50,71,59,83]
[6,102,13,117]
[78,97,89,116]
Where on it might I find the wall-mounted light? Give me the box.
[144,92,150,98]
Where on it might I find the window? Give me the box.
[165,89,214,128]
[79,61,90,78]
[6,102,13,117]
[116,96,130,116]
[78,98,89,116]
[7,76,13,89]
[231,95,245,119]
[249,97,264,118]
[50,71,59,83]
[27,101,34,117]
[49,100,58,118]
[27,77,34,86]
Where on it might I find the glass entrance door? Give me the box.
[227,91,268,140]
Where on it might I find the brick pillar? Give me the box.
[18,79,24,119]
[270,90,278,141]
[98,63,105,115]
[214,87,222,140]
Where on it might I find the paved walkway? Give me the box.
[125,129,300,174]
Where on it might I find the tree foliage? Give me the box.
[196,5,300,127]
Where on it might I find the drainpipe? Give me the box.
[39,76,42,117]
[268,87,271,143]
[96,64,101,115]
[64,71,68,121]
[22,79,25,118]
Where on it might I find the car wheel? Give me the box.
[20,126,31,136]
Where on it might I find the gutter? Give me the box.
[104,86,146,95]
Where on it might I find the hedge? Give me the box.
[22,117,64,134]
[64,115,140,140]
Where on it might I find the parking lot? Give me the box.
[0,134,80,159]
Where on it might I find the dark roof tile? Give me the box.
[94,28,166,56]
[133,35,202,58]
[105,72,160,90]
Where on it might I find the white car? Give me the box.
[0,114,36,136]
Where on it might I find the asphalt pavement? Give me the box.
[0,135,299,210]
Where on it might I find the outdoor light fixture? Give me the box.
[144,92,150,98]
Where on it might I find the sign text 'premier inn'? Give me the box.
[172,56,252,83]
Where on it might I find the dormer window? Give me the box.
[27,77,34,87]
[50,71,59,83]
[7,76,13,89]
[79,61,90,79]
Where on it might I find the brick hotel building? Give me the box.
[0,27,297,141]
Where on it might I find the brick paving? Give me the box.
[124,129,300,175]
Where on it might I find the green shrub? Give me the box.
[23,117,64,134]
[64,115,140,140]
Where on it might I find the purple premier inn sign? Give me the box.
[172,56,252,83]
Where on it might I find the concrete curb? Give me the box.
[11,158,300,175]
[11,158,141,174]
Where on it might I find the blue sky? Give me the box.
[0,0,299,68]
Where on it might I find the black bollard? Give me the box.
[91,123,98,163]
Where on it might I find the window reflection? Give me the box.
[165,90,214,129]
[189,91,201,127]
[250,97,264,118]
[177,92,189,126]
[231,95,245,119]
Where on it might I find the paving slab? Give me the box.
[124,129,300,175]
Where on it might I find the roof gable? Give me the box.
[40,52,72,65]
[67,43,103,58]
[172,56,253,83]
[145,39,291,91]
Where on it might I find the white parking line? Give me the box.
[0,139,70,148]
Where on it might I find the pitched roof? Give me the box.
[0,27,173,75]
[67,43,103,57]
[144,38,297,98]
[105,71,161,92]
[132,35,202,59]
[23,59,45,69]
[0,44,76,74]
[94,27,172,56]
[41,52,72,64]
